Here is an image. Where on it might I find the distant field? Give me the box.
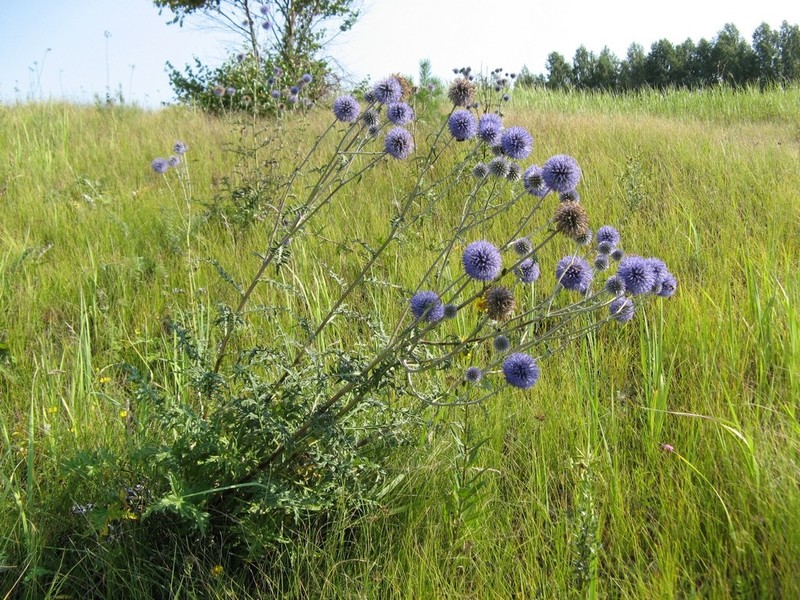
[1,86,799,598]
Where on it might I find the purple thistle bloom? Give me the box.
[502,353,540,389]
[657,272,677,297]
[647,258,669,293]
[226,86,236,96]
[260,4,269,15]
[610,248,625,262]
[384,127,414,159]
[559,189,579,202]
[555,256,593,292]
[288,94,299,104]
[332,95,361,122]
[212,85,225,97]
[493,335,511,353]
[516,258,540,283]
[167,155,180,167]
[594,254,609,271]
[597,241,614,255]
[512,237,533,257]
[151,158,169,174]
[410,290,444,322]
[617,255,656,295]
[463,240,502,281]
[541,154,581,193]
[290,85,300,95]
[301,73,313,84]
[604,275,626,295]
[372,77,402,104]
[271,89,281,99]
[448,109,477,141]
[173,141,188,155]
[443,304,458,319]
[596,225,620,247]
[477,113,503,145]
[609,296,635,323]
[386,102,415,125]
[488,157,510,178]
[500,126,533,160]
[261,20,271,30]
[465,366,483,383]
[522,165,549,197]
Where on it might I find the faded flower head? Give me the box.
[372,77,402,104]
[151,158,169,174]
[448,109,477,141]
[523,165,549,197]
[384,127,414,159]
[484,286,516,321]
[463,240,502,281]
[448,77,476,106]
[516,258,540,283]
[502,353,540,389]
[410,290,444,322]
[488,156,510,178]
[541,154,581,193]
[360,108,380,127]
[472,162,489,179]
[386,102,415,125]
[617,255,656,295]
[553,201,589,239]
[609,296,635,323]
[333,95,360,122]
[500,126,533,160]
[555,256,593,292]
[477,113,503,146]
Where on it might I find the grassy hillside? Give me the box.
[1,87,799,598]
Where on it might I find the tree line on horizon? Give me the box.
[515,21,800,91]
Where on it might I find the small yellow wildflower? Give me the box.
[210,565,224,578]
[47,406,58,414]
[475,297,487,312]
[119,410,128,419]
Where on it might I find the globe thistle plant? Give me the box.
[151,158,169,174]
[484,286,516,321]
[500,126,533,160]
[493,335,511,353]
[610,248,625,262]
[596,225,620,247]
[502,353,540,389]
[516,258,540,283]
[173,141,188,155]
[617,255,656,295]
[463,240,502,281]
[448,77,476,106]
[448,110,477,141]
[472,163,489,179]
[553,201,589,239]
[542,154,581,193]
[477,113,503,146]
[386,102,415,126]
[384,128,414,160]
[333,95,360,122]
[609,296,635,323]
[512,237,533,257]
[604,275,626,295]
[523,165,549,197]
[410,290,444,322]
[488,157,510,178]
[597,241,614,255]
[464,366,483,383]
[372,77,402,104]
[555,256,593,292]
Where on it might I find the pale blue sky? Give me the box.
[0,0,797,107]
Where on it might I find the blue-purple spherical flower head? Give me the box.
[657,272,677,298]
[384,127,414,159]
[493,335,511,353]
[609,296,635,323]
[542,154,581,193]
[647,258,669,293]
[410,290,444,322]
[168,156,181,167]
[500,126,533,160]
[151,157,169,174]
[173,141,188,155]
[604,275,626,295]
[448,109,477,141]
[596,225,620,247]
[301,73,313,84]
[271,89,282,99]
[597,241,614,255]
[464,366,483,383]
[523,165,549,197]
[617,255,656,295]
[333,95,360,122]
[516,258,540,283]
[555,256,593,292]
[488,157,510,178]
[226,86,236,96]
[372,77,402,104]
[503,353,540,389]
[462,240,502,281]
[477,113,503,146]
[290,85,300,95]
[386,102,414,125]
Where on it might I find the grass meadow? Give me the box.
[1,85,800,598]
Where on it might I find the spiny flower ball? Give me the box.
[610,247,625,262]
[151,158,169,174]
[360,108,380,127]
[472,163,489,179]
[604,275,626,295]
[333,95,360,122]
[372,77,402,104]
[386,102,415,125]
[575,228,593,247]
[463,240,502,281]
[597,241,614,255]
[594,254,609,271]
[477,113,503,146]
[464,366,483,383]
[493,335,511,353]
[484,286,516,321]
[559,189,580,202]
[301,73,313,84]
[384,127,414,160]
[168,156,180,167]
[512,237,533,257]
[410,290,444,322]
[502,353,540,389]
[506,162,522,182]
[448,77,476,106]
[488,157,510,178]
[657,273,677,297]
[523,165,549,197]
[448,109,477,141]
[647,258,669,293]
[596,225,620,247]
[443,303,459,319]
[516,258,540,283]
[553,201,589,239]
[542,154,581,193]
[500,126,533,160]
[617,255,656,295]
[555,256,593,292]
[173,141,188,155]
[609,296,635,323]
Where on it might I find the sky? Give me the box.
[0,0,797,108]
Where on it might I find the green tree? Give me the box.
[752,23,782,86]
[711,23,756,86]
[571,45,596,89]
[779,21,800,83]
[645,39,677,89]
[545,52,573,90]
[619,43,646,90]
[593,47,620,90]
